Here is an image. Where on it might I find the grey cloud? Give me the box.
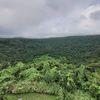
[0,0,100,38]
[0,26,18,37]
[0,26,11,35]
[90,10,100,20]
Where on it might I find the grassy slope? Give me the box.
[5,93,56,100]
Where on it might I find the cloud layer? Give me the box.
[0,0,100,38]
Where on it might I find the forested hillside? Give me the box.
[0,35,100,65]
[0,35,100,100]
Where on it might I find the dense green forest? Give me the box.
[0,35,100,66]
[0,35,100,100]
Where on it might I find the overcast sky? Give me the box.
[0,0,100,38]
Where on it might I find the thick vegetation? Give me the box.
[0,35,100,65]
[0,56,100,100]
[0,35,100,100]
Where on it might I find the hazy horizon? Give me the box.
[0,34,99,39]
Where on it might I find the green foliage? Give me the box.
[19,67,40,81]
[0,55,100,100]
[0,35,100,65]
[65,90,95,100]
[0,35,100,100]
